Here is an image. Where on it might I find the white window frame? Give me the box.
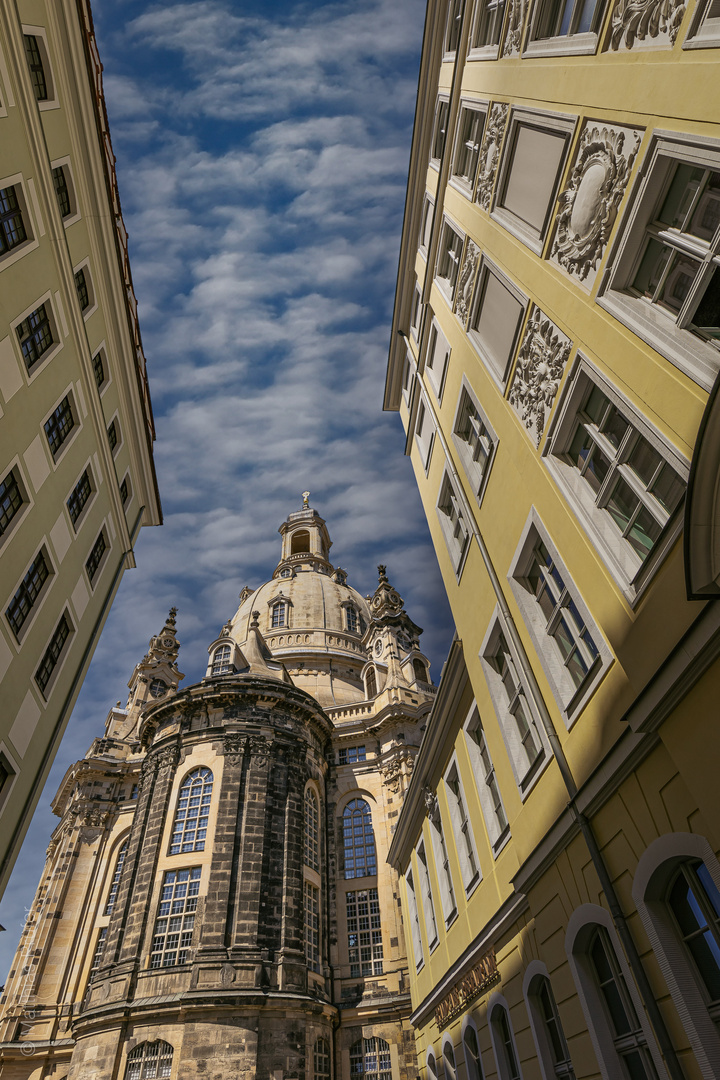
[544,354,689,605]
[523,961,576,1080]
[21,26,58,111]
[684,0,720,47]
[436,218,466,304]
[508,509,612,726]
[0,173,38,272]
[451,103,488,196]
[424,316,451,401]
[3,540,56,646]
[73,258,98,321]
[598,131,720,392]
[436,469,472,578]
[431,97,451,168]
[42,386,81,466]
[468,256,528,389]
[414,396,435,474]
[11,292,62,383]
[452,376,498,506]
[402,349,416,409]
[404,866,425,970]
[445,0,466,54]
[488,994,524,1080]
[492,109,576,254]
[469,0,508,58]
[523,0,607,56]
[49,156,80,227]
[426,806,458,926]
[420,195,435,257]
[461,1016,485,1080]
[633,833,720,1079]
[565,905,666,1080]
[479,609,550,797]
[463,703,510,854]
[443,1038,459,1080]
[443,757,481,895]
[416,839,439,951]
[410,282,423,340]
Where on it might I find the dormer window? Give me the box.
[211,643,232,676]
[271,601,287,628]
[346,607,358,633]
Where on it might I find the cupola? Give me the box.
[277,491,332,571]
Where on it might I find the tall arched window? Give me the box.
[667,859,720,1008]
[271,601,287,628]
[305,788,319,871]
[346,607,358,633]
[350,1037,392,1080]
[211,643,232,675]
[427,1049,439,1080]
[443,1040,458,1080]
[587,927,656,1079]
[526,972,576,1079]
[105,837,129,915]
[314,1037,331,1080]
[463,1024,484,1080]
[125,1041,173,1080]
[490,1003,522,1080]
[169,767,213,855]
[343,798,377,879]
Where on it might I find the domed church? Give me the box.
[0,499,437,1080]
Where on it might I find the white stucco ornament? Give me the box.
[508,307,572,446]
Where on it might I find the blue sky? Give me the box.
[0,0,454,974]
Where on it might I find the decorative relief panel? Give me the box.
[502,0,528,54]
[476,103,509,212]
[610,0,686,48]
[551,122,642,283]
[454,240,481,326]
[508,307,572,446]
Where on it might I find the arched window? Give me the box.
[125,1041,173,1080]
[427,1050,439,1080]
[365,668,377,699]
[443,1040,458,1080]
[314,1037,331,1080]
[526,972,576,1079]
[104,837,128,915]
[169,767,213,855]
[463,1024,484,1080]
[304,880,320,971]
[346,607,358,633]
[668,859,720,1001]
[343,798,377,879]
[271,601,287,628]
[490,1003,522,1080]
[587,927,656,1079]
[211,643,232,676]
[413,658,428,683]
[292,530,310,554]
[350,1037,392,1080]
[305,788,319,870]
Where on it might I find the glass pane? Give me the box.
[602,406,630,451]
[627,506,661,560]
[559,0,575,35]
[583,445,610,496]
[585,385,609,425]
[688,172,720,240]
[606,477,639,534]
[651,464,684,514]
[591,935,633,1036]
[633,238,672,298]
[692,266,720,340]
[627,437,662,487]
[621,1050,652,1080]
[658,163,705,229]
[658,253,701,314]
[576,0,598,31]
[697,862,720,918]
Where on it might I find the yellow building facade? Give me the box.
[0,0,161,897]
[385,2,720,1079]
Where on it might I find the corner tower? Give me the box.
[0,502,437,1080]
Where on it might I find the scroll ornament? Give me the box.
[502,0,528,55]
[552,124,642,280]
[476,103,509,212]
[508,308,572,446]
[610,0,686,48]
[455,241,481,326]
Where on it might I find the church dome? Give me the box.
[213,501,374,708]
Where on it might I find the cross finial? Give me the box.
[302,491,310,509]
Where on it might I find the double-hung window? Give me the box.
[0,469,24,538]
[445,0,465,52]
[471,0,507,50]
[23,35,48,101]
[437,472,471,575]
[528,0,607,46]
[431,99,450,165]
[52,166,71,218]
[452,383,496,503]
[45,397,75,458]
[35,612,71,695]
[427,803,457,924]
[444,762,480,892]
[425,318,451,400]
[0,186,27,256]
[67,469,92,528]
[464,706,509,850]
[436,220,465,301]
[17,304,53,371]
[405,868,425,968]
[547,363,686,595]
[150,868,200,968]
[452,107,486,193]
[415,400,435,472]
[416,841,438,948]
[6,550,51,639]
[588,928,659,1079]
[85,531,107,585]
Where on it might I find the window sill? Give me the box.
[25,341,64,385]
[491,206,544,256]
[492,825,512,858]
[522,31,598,56]
[0,237,39,275]
[445,907,459,929]
[683,32,720,47]
[518,749,551,800]
[597,290,720,392]
[448,176,475,200]
[465,871,482,898]
[467,44,501,60]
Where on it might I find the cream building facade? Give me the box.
[0,503,434,1080]
[385,2,720,1080]
[0,0,161,897]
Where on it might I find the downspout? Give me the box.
[407,367,685,1080]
